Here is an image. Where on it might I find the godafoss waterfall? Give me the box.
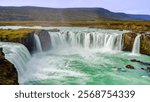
[0,27,150,85]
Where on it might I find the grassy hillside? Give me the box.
[0,6,150,21]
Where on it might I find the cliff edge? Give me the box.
[0,48,18,85]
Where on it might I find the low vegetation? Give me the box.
[0,21,150,41]
[0,21,150,32]
[0,29,38,41]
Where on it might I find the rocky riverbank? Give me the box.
[0,28,150,55]
[122,32,150,55]
[0,29,52,53]
[0,48,18,85]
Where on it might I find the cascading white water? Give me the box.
[2,26,150,85]
[132,34,141,54]
[0,42,31,84]
[34,34,42,52]
[49,31,123,51]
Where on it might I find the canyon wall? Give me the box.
[122,32,150,55]
[141,34,150,55]
[36,30,51,51]
[0,30,52,53]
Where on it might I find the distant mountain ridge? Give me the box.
[0,6,150,21]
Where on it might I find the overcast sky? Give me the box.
[0,0,149,15]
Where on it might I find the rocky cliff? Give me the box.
[122,32,137,52]
[141,33,150,55]
[35,30,51,51]
[0,29,52,84]
[122,32,150,55]
[0,48,19,85]
[13,32,36,53]
[0,29,52,53]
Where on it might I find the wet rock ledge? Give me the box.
[0,29,52,84]
[0,48,18,85]
[122,32,150,56]
[0,29,52,53]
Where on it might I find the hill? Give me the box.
[0,6,150,21]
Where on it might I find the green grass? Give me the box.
[0,29,39,41]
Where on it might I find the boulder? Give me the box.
[125,65,135,69]
[141,68,145,70]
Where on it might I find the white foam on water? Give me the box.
[0,42,31,84]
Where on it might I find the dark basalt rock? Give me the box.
[17,30,51,53]
[130,59,141,63]
[0,30,51,54]
[130,59,150,66]
[17,32,36,54]
[141,68,145,70]
[48,29,60,32]
[125,65,135,69]
[147,67,150,72]
[0,50,19,85]
[0,48,5,56]
[35,30,51,51]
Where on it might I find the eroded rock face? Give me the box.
[141,34,150,55]
[122,32,137,51]
[17,30,51,53]
[0,51,18,85]
[122,32,150,56]
[35,30,51,51]
[0,30,52,54]
[15,33,36,54]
